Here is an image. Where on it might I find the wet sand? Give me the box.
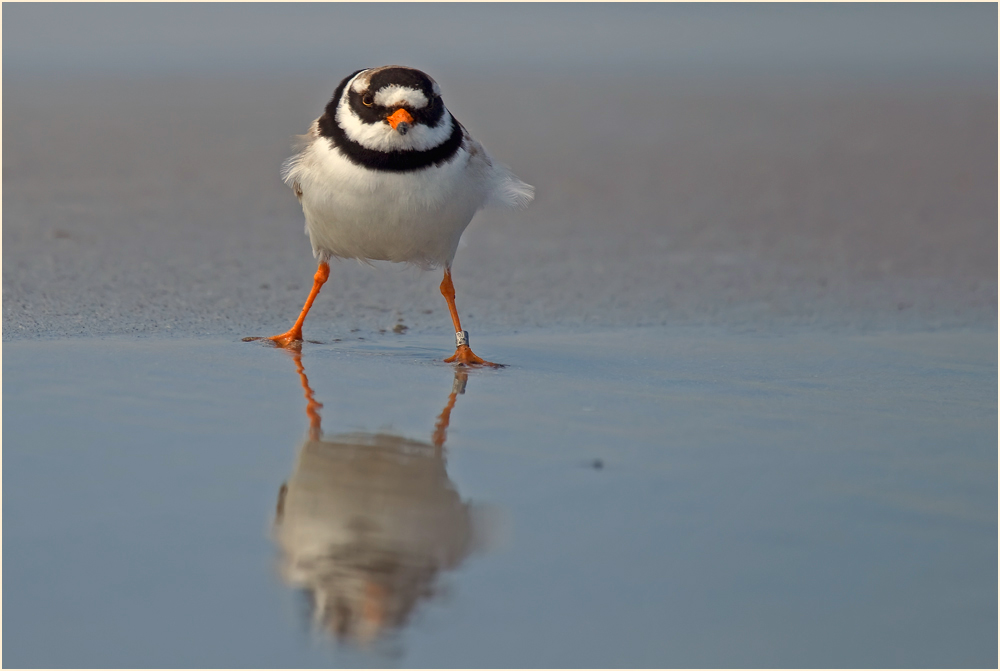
[3,74,996,340]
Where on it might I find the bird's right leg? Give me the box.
[244,261,329,347]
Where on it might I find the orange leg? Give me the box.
[440,268,502,367]
[245,262,330,347]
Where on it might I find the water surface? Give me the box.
[4,329,995,667]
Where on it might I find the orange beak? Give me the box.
[386,108,414,132]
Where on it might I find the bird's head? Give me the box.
[324,66,454,154]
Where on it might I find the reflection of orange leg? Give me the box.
[440,268,502,367]
[244,262,330,347]
[432,370,468,448]
[290,349,323,441]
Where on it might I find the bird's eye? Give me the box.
[362,94,374,107]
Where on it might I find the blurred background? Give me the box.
[4,3,996,339]
[4,3,995,79]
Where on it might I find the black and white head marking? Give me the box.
[318,66,464,173]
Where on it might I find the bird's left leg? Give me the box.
[439,267,502,367]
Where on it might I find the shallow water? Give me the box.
[3,328,995,667]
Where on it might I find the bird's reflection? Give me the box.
[273,349,489,647]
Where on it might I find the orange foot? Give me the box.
[242,330,302,348]
[445,345,503,368]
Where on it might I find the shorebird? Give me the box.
[247,66,533,366]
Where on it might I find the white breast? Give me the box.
[282,122,534,269]
[283,129,472,268]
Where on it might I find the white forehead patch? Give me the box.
[373,85,429,109]
[349,70,371,93]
